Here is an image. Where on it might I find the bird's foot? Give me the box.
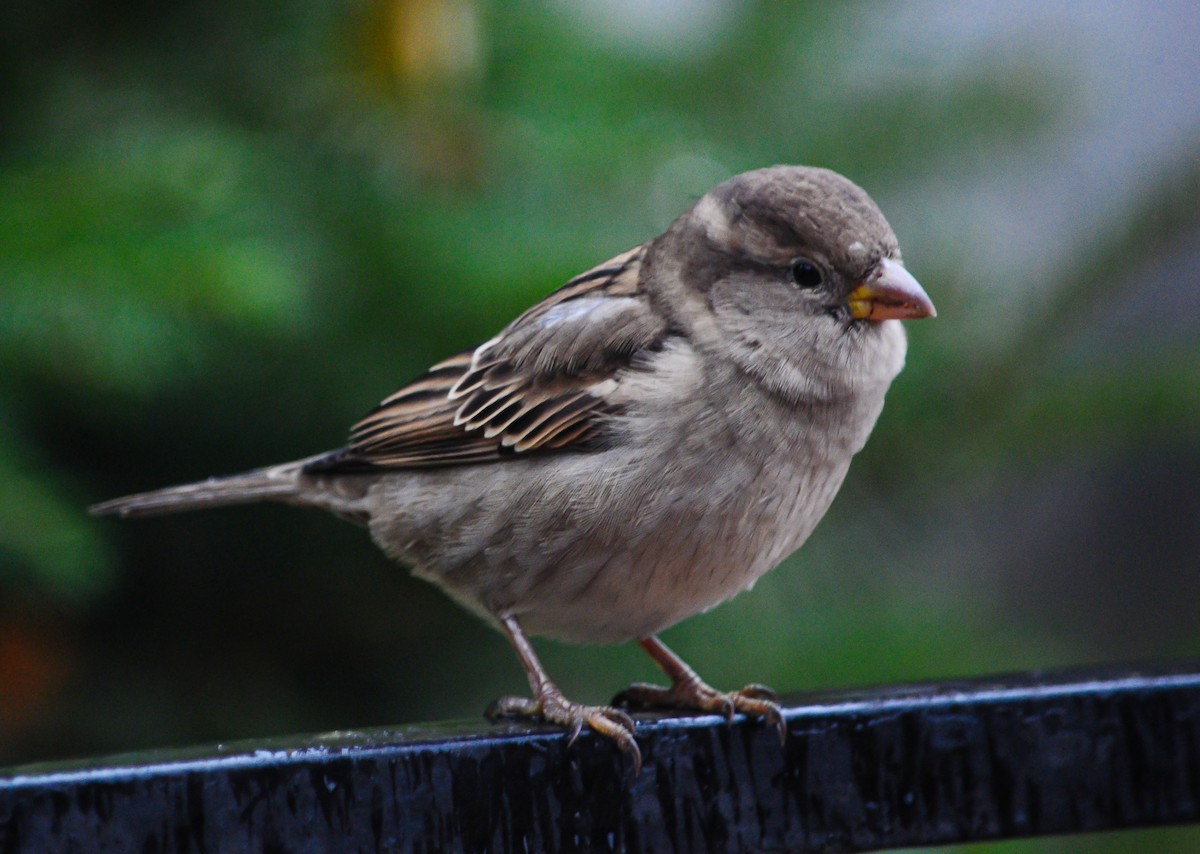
[486,687,642,772]
[613,679,786,742]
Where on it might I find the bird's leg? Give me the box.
[613,635,786,742]
[485,616,642,771]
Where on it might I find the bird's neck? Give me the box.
[726,320,907,407]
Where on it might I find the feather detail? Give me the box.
[306,243,665,473]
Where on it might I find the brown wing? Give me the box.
[307,244,665,472]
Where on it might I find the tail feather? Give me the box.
[90,462,306,519]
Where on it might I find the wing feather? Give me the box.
[306,243,664,473]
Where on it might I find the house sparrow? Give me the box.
[92,165,935,772]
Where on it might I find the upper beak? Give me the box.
[847,258,936,321]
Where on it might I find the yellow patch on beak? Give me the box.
[848,258,936,322]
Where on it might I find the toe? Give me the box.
[711,692,736,723]
[738,683,778,701]
[730,694,787,742]
[755,701,787,743]
[485,695,541,721]
[601,706,637,733]
[537,696,642,772]
[584,709,642,773]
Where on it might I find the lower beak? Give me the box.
[847,258,936,321]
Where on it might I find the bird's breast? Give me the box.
[368,350,891,645]
[507,385,871,643]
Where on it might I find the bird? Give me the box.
[91,165,935,772]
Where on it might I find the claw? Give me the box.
[768,709,787,744]
[740,683,778,701]
[629,743,643,775]
[566,717,584,747]
[614,677,786,742]
[493,616,643,771]
[486,690,642,772]
[582,709,642,774]
[627,636,788,743]
[609,707,637,733]
[740,696,787,743]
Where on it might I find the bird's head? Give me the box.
[650,165,935,402]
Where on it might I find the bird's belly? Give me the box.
[506,454,850,644]
[368,421,856,645]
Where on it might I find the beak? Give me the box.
[847,258,936,321]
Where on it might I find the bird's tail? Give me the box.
[89,459,315,519]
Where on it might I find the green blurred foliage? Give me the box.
[2,1,1198,850]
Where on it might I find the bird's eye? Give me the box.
[790,259,823,289]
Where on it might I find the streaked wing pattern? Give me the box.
[307,244,663,472]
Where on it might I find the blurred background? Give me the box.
[2,1,1198,850]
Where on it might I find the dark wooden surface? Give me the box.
[2,663,1199,852]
